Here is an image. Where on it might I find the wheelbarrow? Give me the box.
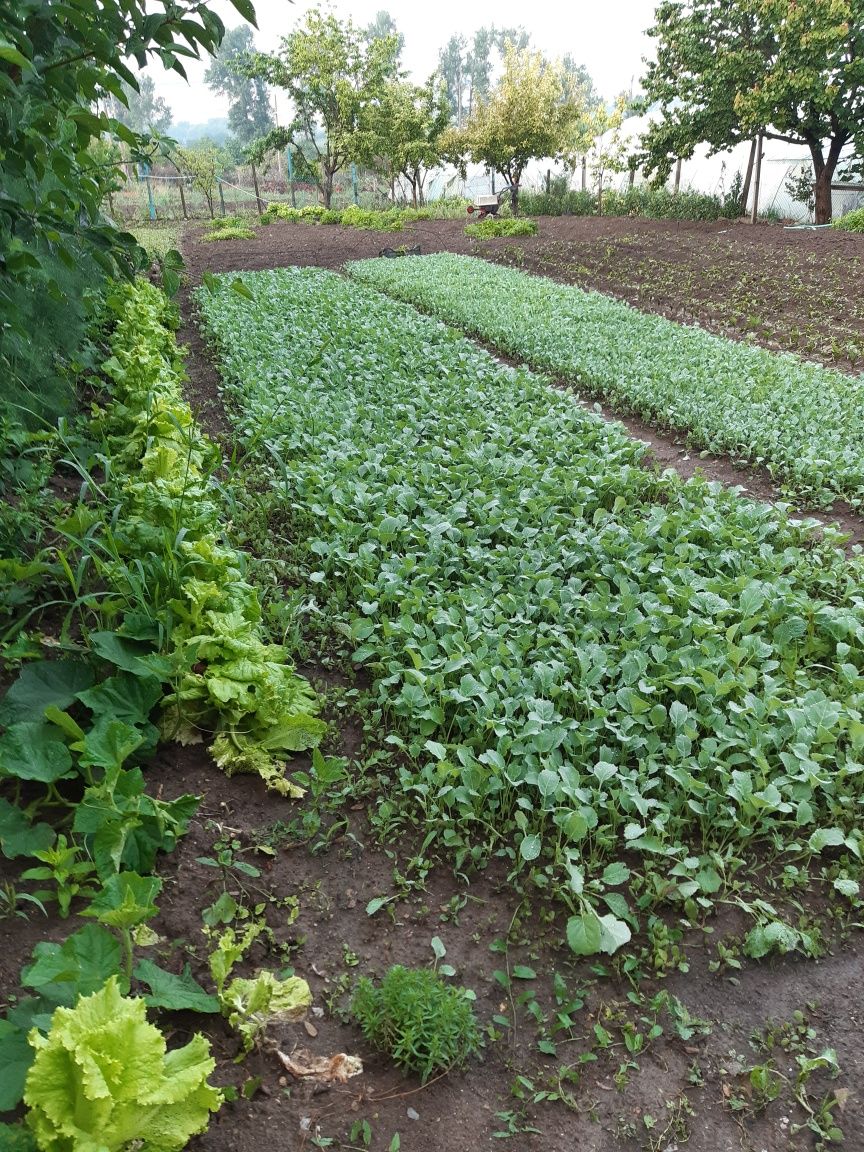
[467,187,515,218]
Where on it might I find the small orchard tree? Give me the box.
[361,78,450,206]
[582,97,630,214]
[447,44,585,213]
[641,0,864,223]
[176,141,229,218]
[242,7,400,208]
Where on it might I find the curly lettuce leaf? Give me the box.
[24,977,221,1152]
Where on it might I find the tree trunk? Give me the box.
[251,162,264,216]
[323,166,334,209]
[740,137,757,214]
[808,135,846,224]
[813,169,832,225]
[510,181,519,214]
[750,133,763,224]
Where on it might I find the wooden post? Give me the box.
[750,132,763,224]
[251,162,264,215]
[178,178,187,220]
[741,137,757,214]
[218,179,226,217]
[546,169,551,194]
[491,169,496,195]
[581,156,587,191]
[351,163,358,205]
[286,150,297,208]
[674,157,682,193]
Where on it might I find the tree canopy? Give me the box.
[641,0,864,222]
[109,75,172,135]
[204,25,273,152]
[446,44,591,210]
[359,77,451,205]
[243,7,401,207]
[437,26,530,127]
[0,0,250,420]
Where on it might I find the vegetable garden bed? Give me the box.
[197,266,864,952]
[346,253,864,509]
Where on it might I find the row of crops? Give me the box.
[346,254,864,508]
[198,266,864,955]
[0,281,321,1140]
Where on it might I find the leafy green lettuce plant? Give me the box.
[24,977,221,1152]
[92,279,325,793]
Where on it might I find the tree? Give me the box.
[0,0,249,422]
[584,97,631,213]
[437,26,530,127]
[176,141,230,218]
[641,0,864,223]
[243,7,401,208]
[446,44,587,212]
[561,55,601,114]
[109,75,172,134]
[364,10,405,58]
[361,78,451,206]
[204,25,273,151]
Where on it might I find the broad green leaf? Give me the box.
[21,925,122,1002]
[566,909,603,956]
[0,799,55,860]
[134,960,220,1013]
[1,660,94,723]
[519,834,541,862]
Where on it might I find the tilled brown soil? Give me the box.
[4,734,862,1152]
[181,216,864,546]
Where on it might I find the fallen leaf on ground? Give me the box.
[276,1048,363,1083]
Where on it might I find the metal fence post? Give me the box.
[140,162,156,220]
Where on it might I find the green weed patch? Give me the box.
[465,217,538,238]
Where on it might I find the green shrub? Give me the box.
[206,216,244,231]
[352,967,480,1082]
[518,184,736,221]
[340,204,404,231]
[200,226,256,242]
[833,207,864,232]
[465,216,538,238]
[518,187,595,216]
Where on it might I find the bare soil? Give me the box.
[4,732,862,1152]
[181,215,864,546]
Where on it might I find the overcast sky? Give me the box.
[155,0,658,123]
